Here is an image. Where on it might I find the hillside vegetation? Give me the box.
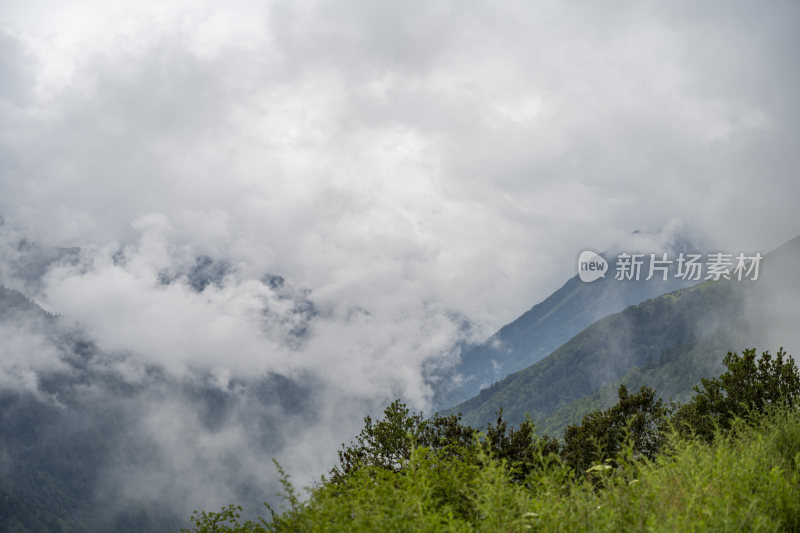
[451,236,800,433]
[439,256,697,408]
[451,279,749,430]
[184,347,800,532]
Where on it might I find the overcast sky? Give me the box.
[2,0,798,319]
[1,0,799,510]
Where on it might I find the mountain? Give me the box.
[0,282,317,532]
[448,235,800,434]
[436,245,702,408]
[0,247,320,532]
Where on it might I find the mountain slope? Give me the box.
[436,251,700,408]
[450,236,800,432]
[0,280,317,532]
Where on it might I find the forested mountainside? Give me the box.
[449,236,800,433]
[436,247,701,409]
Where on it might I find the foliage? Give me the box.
[182,505,266,533]
[187,407,800,532]
[331,400,560,486]
[562,385,672,472]
[185,347,800,532]
[674,347,800,441]
[482,411,561,482]
[330,401,475,483]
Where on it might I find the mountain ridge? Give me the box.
[436,244,702,408]
[447,235,800,433]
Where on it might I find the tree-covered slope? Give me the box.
[437,252,700,408]
[449,235,800,431]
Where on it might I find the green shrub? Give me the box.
[183,348,800,532]
[674,348,800,442]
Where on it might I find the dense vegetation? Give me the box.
[439,259,697,408]
[184,347,800,532]
[451,278,753,431]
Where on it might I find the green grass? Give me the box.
[187,408,800,532]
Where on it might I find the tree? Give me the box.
[330,401,474,483]
[330,400,559,484]
[181,505,266,533]
[674,347,800,441]
[482,410,560,482]
[561,385,672,472]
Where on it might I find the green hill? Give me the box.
[448,236,800,433]
[436,246,700,409]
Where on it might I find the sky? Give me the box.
[1,0,799,521]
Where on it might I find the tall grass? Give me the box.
[184,408,800,532]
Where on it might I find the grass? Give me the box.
[191,407,800,532]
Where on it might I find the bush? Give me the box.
[674,348,800,442]
[331,401,559,485]
[183,347,800,532]
[562,385,672,472]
